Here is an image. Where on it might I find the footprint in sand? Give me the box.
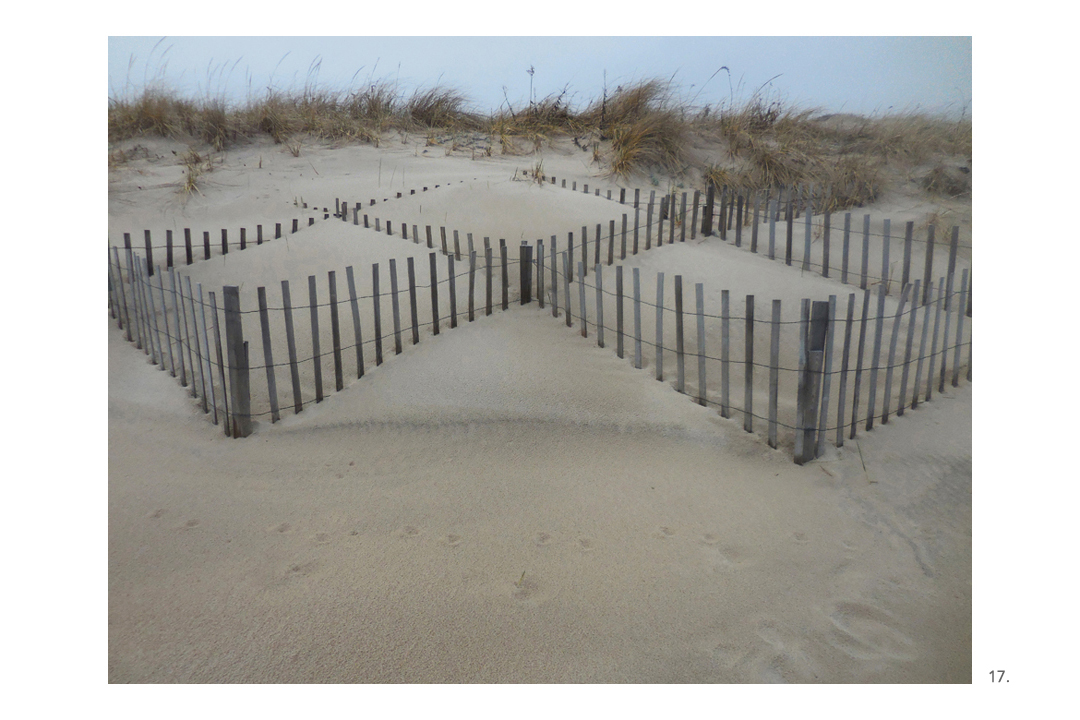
[578,538,594,550]
[534,532,552,547]
[445,534,462,548]
[273,522,292,533]
[398,526,420,539]
[825,601,916,662]
[180,519,199,530]
[655,526,676,540]
[313,532,331,545]
[150,509,164,520]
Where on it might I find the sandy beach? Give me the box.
[108,131,971,684]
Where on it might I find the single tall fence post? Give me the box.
[744,295,755,434]
[835,293,856,448]
[407,257,420,344]
[952,269,969,387]
[815,296,838,459]
[795,299,811,463]
[702,184,715,237]
[578,261,588,339]
[720,290,730,418]
[595,264,605,349]
[223,285,252,437]
[769,299,781,449]
[196,283,216,420]
[616,265,624,358]
[389,259,403,354]
[281,280,303,413]
[329,271,344,391]
[372,264,384,365]
[675,275,684,393]
[696,283,706,406]
[257,286,281,422]
[865,281,887,430]
[209,291,231,434]
[654,272,664,380]
[633,268,642,369]
[849,288,871,440]
[309,275,324,402]
[429,252,441,335]
[345,266,365,378]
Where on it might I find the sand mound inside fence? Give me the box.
[108,136,971,686]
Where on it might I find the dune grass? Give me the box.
[109,75,970,211]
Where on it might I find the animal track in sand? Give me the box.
[398,525,421,538]
[534,532,551,547]
[313,532,331,545]
[825,601,916,662]
[578,537,594,550]
[655,526,676,539]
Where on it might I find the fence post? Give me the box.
[371,264,385,365]
[469,250,478,321]
[680,192,688,243]
[429,252,441,335]
[257,286,281,422]
[952,269,969,387]
[595,264,605,348]
[769,299,781,449]
[184,276,203,401]
[881,283,911,424]
[519,242,532,304]
[898,280,921,417]
[345,266,365,377]
[579,261,588,339]
[768,200,777,260]
[608,219,615,265]
[223,285,252,437]
[822,212,831,277]
[881,219,892,296]
[501,243,509,311]
[448,255,458,327]
[563,252,572,328]
[281,280,303,413]
[835,293,856,447]
[702,184,714,237]
[308,275,324,401]
[674,275,685,392]
[536,240,544,311]
[329,271,345,390]
[655,272,664,380]
[389,259,403,354]
[696,283,706,406]
[815,296,837,459]
[720,290,730,418]
[866,282,887,430]
[402,258,417,346]
[486,247,494,317]
[616,265,624,359]
[633,268,642,369]
[849,288,871,440]
[744,295,755,434]
[144,230,155,276]
[209,291,231,434]
[550,240,558,318]
[196,283,215,419]
[860,214,870,290]
[156,267,175,377]
[795,299,811,463]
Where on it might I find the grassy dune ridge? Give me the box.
[108,76,971,212]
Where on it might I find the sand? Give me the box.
[108,133,971,684]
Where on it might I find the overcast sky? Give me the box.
[107,36,971,118]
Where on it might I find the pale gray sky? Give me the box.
[108,36,971,118]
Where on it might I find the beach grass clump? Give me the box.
[580,79,688,178]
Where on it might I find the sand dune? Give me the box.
[108,134,971,683]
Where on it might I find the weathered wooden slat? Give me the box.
[345,266,365,378]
